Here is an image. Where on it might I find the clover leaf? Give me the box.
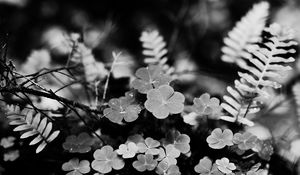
[103,94,141,124]
[206,128,234,149]
[132,154,158,172]
[91,145,125,174]
[131,65,172,94]
[157,147,167,161]
[215,157,236,174]
[3,150,19,162]
[145,85,185,119]
[233,132,258,150]
[0,136,16,148]
[156,162,182,175]
[161,144,180,166]
[192,93,222,119]
[62,158,90,175]
[116,142,138,159]
[194,157,223,175]
[127,134,144,144]
[156,159,169,174]
[137,137,160,155]
[253,140,273,161]
[165,165,181,175]
[173,131,190,154]
[62,132,95,153]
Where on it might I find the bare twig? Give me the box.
[102,51,121,101]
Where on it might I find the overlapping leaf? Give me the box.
[221,1,269,68]
[206,128,233,149]
[103,93,141,124]
[131,65,172,94]
[192,93,222,119]
[91,145,124,174]
[233,132,257,150]
[215,157,236,174]
[116,142,138,158]
[137,137,160,155]
[62,158,90,175]
[194,157,222,175]
[145,85,185,119]
[132,154,158,172]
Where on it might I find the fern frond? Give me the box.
[6,105,60,153]
[220,85,260,126]
[221,1,269,68]
[221,23,296,126]
[140,30,174,74]
[293,82,300,128]
[237,36,295,94]
[72,42,108,82]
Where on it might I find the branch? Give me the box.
[0,86,102,115]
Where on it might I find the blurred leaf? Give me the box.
[62,132,95,153]
[233,132,257,150]
[192,93,222,119]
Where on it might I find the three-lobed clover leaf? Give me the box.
[233,132,258,150]
[161,144,181,166]
[62,158,90,175]
[157,164,181,175]
[132,154,158,172]
[131,65,172,94]
[173,131,191,154]
[194,157,223,175]
[62,132,95,153]
[116,142,138,159]
[137,137,160,155]
[145,85,185,119]
[157,162,182,175]
[0,136,16,148]
[192,93,223,119]
[91,145,125,174]
[103,94,141,124]
[215,157,236,174]
[206,128,234,149]
[3,150,19,162]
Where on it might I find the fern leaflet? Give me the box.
[221,1,269,68]
[221,23,296,126]
[140,30,174,74]
[6,105,60,153]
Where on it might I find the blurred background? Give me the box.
[0,0,300,174]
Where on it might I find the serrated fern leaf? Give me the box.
[221,1,269,68]
[221,23,296,126]
[220,86,260,126]
[5,105,60,153]
[140,30,174,74]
